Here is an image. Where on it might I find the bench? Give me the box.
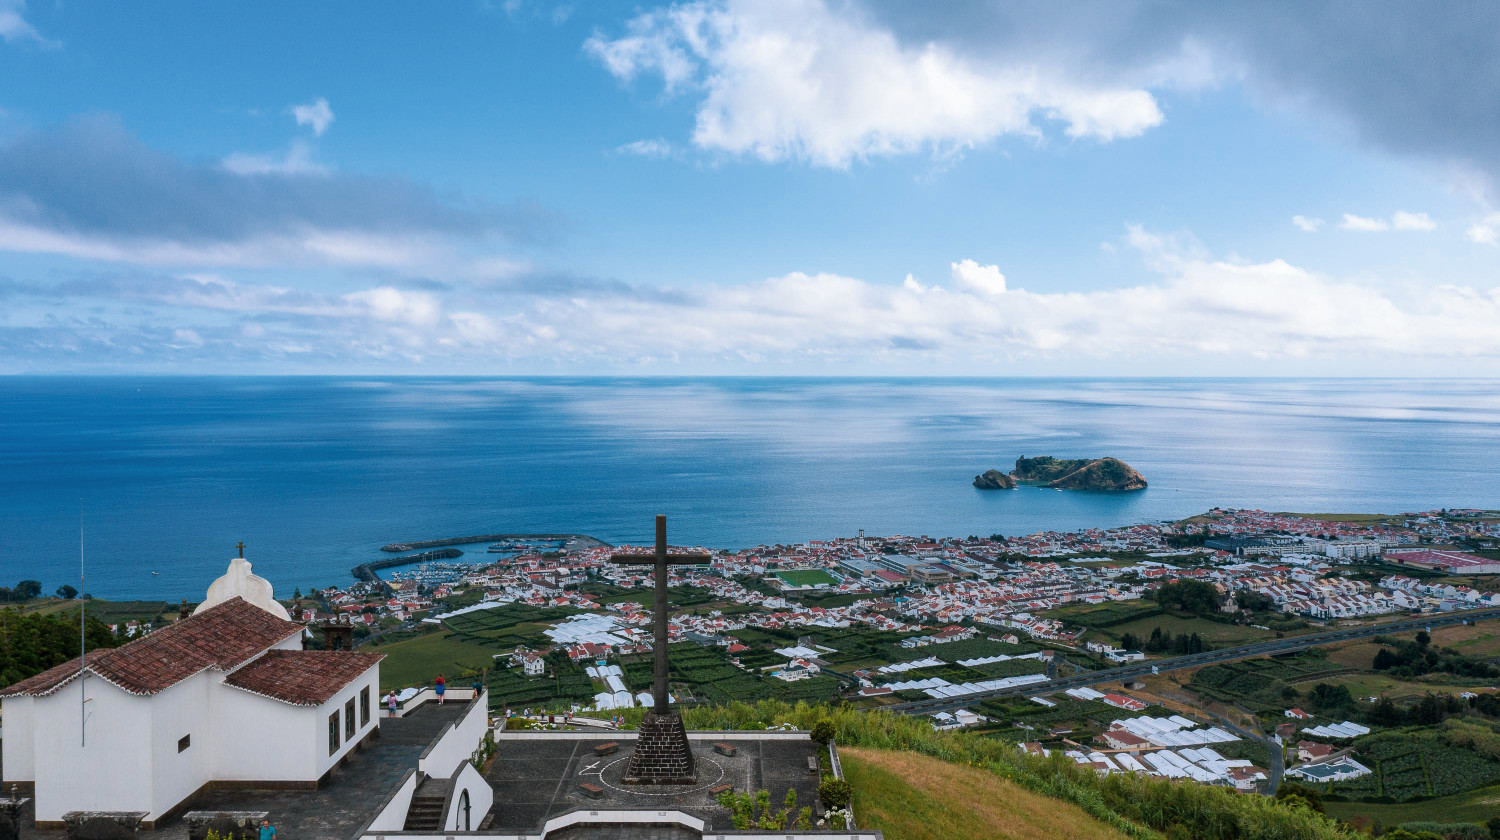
[709,784,733,797]
[713,742,737,757]
[578,783,603,799]
[807,755,819,774]
[595,742,619,756]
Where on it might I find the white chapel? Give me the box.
[1,555,384,827]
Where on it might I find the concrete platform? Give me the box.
[485,735,825,834]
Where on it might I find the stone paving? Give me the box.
[15,700,473,840]
[485,736,824,834]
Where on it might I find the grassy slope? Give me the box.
[371,630,499,691]
[842,747,1132,840]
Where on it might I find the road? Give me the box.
[887,605,1500,716]
[1210,712,1284,794]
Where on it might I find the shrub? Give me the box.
[818,777,853,809]
[810,719,836,744]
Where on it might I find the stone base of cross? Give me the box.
[609,515,709,784]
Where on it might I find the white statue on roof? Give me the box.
[194,543,290,620]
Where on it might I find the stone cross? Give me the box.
[609,515,709,714]
[236,541,245,558]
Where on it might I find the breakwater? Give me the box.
[380,533,611,552]
[351,547,465,584]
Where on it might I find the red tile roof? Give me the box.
[0,597,303,698]
[223,650,383,706]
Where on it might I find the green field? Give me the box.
[1104,613,1275,647]
[1323,782,1500,825]
[369,630,500,691]
[775,569,839,588]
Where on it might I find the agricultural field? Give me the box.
[1044,602,1162,628]
[1323,782,1500,826]
[23,598,171,626]
[1430,623,1500,658]
[1313,729,1500,803]
[774,569,839,588]
[1103,613,1272,647]
[1187,652,1350,713]
[441,603,580,648]
[621,642,845,706]
[485,657,596,711]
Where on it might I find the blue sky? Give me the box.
[1,0,1498,374]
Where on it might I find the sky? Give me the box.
[1,0,1498,375]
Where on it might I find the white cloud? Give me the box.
[1339,213,1389,232]
[585,0,1169,167]
[291,97,335,136]
[950,259,1007,295]
[1391,211,1437,231]
[616,138,675,158]
[1291,215,1324,232]
[0,0,56,46]
[1340,211,1436,232]
[342,286,442,328]
[221,140,327,176]
[1467,213,1500,245]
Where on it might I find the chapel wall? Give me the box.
[32,678,154,822]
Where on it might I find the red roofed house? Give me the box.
[0,556,385,827]
[1297,740,1336,762]
[1101,692,1148,712]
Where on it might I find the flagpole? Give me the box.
[80,499,86,748]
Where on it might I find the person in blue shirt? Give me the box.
[259,819,276,840]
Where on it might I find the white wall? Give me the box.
[314,664,380,778]
[0,696,36,782]
[147,671,215,820]
[444,762,493,832]
[417,691,487,779]
[32,676,155,822]
[213,682,316,782]
[361,770,417,833]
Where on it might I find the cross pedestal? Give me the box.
[609,515,709,784]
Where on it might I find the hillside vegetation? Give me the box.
[843,746,1131,840]
[663,700,1354,840]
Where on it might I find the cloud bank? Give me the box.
[5,229,1497,372]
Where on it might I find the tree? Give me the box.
[1152,579,1221,615]
[1274,781,1323,812]
[15,580,42,600]
[1416,630,1431,648]
[55,584,78,600]
[1373,647,1398,670]
[1484,815,1500,840]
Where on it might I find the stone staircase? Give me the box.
[402,775,450,831]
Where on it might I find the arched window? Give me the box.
[457,790,471,831]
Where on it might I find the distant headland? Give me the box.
[974,455,1148,491]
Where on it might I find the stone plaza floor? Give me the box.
[484,735,826,834]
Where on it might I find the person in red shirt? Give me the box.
[435,673,446,705]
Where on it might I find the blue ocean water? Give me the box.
[2,377,1498,600]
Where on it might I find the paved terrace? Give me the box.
[13,699,475,840]
[485,734,825,834]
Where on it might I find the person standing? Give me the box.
[386,690,399,718]
[258,819,276,840]
[435,673,446,705]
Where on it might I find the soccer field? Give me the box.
[775,569,839,588]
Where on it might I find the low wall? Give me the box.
[418,693,489,779]
[442,764,492,832]
[492,728,812,741]
[355,771,417,835]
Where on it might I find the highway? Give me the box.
[887,605,1500,716]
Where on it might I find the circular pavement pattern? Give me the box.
[593,752,728,796]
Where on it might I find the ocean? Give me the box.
[2,377,1498,600]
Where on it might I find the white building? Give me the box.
[1,557,384,827]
